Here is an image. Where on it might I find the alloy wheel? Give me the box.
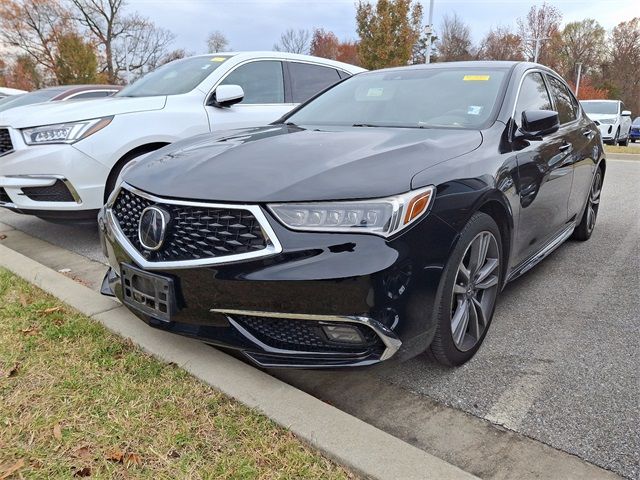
[587,171,602,233]
[450,231,500,352]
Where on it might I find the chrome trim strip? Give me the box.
[211,308,402,361]
[106,182,283,270]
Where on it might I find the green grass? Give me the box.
[604,144,640,155]
[0,269,356,480]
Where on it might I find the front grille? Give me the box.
[0,129,13,155]
[111,187,268,262]
[234,315,383,353]
[21,180,75,202]
[0,187,10,203]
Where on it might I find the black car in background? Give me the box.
[99,61,605,368]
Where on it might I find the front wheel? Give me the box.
[428,212,503,366]
[572,168,602,241]
[619,129,630,146]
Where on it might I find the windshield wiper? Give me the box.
[352,123,384,128]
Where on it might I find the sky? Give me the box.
[127,0,636,55]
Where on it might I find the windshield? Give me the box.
[286,67,508,129]
[0,88,67,113]
[633,117,640,126]
[117,55,232,97]
[580,101,618,115]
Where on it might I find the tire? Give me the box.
[619,130,630,146]
[612,128,620,145]
[428,212,503,366]
[572,168,603,241]
[104,149,157,203]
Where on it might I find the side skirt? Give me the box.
[506,222,576,284]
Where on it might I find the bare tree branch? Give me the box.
[273,29,311,54]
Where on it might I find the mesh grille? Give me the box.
[21,180,75,202]
[234,315,383,353]
[0,129,12,155]
[111,187,268,262]
[0,188,10,203]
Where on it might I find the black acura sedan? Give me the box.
[99,61,605,368]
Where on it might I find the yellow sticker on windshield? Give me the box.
[211,57,226,62]
[464,75,490,81]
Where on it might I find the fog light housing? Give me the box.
[322,324,365,344]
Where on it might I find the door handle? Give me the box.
[559,142,572,152]
[583,129,595,138]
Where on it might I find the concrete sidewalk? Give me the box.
[0,240,479,480]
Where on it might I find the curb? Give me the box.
[0,243,479,480]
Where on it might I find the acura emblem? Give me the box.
[138,206,169,251]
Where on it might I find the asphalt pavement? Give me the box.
[0,159,638,478]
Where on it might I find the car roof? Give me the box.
[580,99,618,103]
[186,51,366,73]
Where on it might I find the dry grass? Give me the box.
[0,269,356,480]
[604,144,640,155]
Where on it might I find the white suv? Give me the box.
[580,99,633,146]
[0,52,364,221]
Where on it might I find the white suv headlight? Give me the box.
[268,186,435,238]
[21,116,113,145]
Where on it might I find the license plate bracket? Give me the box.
[120,263,176,322]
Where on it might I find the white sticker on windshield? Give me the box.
[467,105,483,115]
[367,87,384,97]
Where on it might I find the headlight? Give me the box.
[598,118,616,125]
[21,116,113,145]
[268,186,435,238]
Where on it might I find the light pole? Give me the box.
[124,34,133,84]
[424,0,434,64]
[527,37,550,63]
[575,62,583,98]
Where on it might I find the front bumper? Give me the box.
[0,130,109,214]
[597,123,616,141]
[99,194,459,368]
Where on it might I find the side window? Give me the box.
[546,75,578,124]
[514,72,553,128]
[288,62,341,103]
[220,61,285,104]
[71,91,115,99]
[337,70,351,79]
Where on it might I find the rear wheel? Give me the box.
[572,168,602,241]
[428,212,503,366]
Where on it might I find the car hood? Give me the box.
[124,124,483,203]
[585,113,617,123]
[0,95,166,128]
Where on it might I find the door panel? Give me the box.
[545,74,596,221]
[206,60,294,131]
[512,72,574,265]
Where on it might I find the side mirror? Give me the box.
[621,110,632,117]
[517,110,560,139]
[208,84,244,108]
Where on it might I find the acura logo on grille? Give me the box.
[138,206,170,251]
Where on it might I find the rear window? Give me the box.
[288,62,341,103]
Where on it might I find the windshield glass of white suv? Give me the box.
[286,68,508,129]
[581,101,618,115]
[117,55,232,97]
